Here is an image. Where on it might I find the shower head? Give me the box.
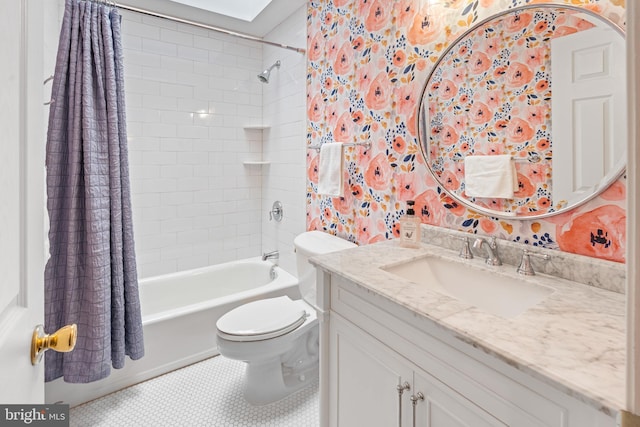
[257,60,281,83]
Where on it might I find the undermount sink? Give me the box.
[382,256,554,319]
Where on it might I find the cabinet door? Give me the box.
[330,315,413,427]
[413,368,506,427]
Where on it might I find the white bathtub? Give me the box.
[45,258,299,407]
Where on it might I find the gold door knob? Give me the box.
[31,324,77,365]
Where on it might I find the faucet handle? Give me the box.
[517,249,550,276]
[455,236,473,259]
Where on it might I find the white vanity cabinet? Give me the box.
[321,273,617,427]
[330,314,505,427]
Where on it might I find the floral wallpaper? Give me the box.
[306,0,626,263]
[426,8,595,215]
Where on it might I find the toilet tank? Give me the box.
[294,231,356,307]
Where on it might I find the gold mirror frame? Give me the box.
[416,3,626,220]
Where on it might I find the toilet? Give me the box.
[215,231,356,405]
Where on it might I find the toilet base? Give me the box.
[242,327,319,405]
[244,359,318,405]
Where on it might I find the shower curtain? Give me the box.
[44,0,144,383]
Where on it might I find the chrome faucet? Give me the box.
[473,237,502,266]
[262,250,279,263]
[517,249,550,276]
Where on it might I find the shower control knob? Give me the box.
[269,201,283,222]
[299,374,305,382]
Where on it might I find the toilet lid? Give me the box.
[216,296,308,342]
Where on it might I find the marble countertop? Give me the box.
[311,240,625,416]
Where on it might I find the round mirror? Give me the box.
[417,4,626,219]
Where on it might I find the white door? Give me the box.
[0,0,46,403]
[551,23,626,205]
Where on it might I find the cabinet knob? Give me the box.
[396,381,410,395]
[410,391,424,404]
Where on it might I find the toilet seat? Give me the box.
[216,296,309,342]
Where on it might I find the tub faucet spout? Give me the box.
[262,250,279,263]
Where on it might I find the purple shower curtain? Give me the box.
[45,0,144,383]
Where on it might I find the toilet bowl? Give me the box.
[215,231,356,405]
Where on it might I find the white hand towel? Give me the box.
[464,154,517,198]
[318,143,344,197]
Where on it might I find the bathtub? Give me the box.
[45,258,299,407]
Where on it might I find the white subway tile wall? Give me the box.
[261,7,308,275]
[122,7,307,279]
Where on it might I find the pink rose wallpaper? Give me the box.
[306,0,627,263]
[426,7,598,216]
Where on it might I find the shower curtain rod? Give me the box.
[114,3,306,54]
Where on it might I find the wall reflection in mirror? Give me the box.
[417,5,626,219]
